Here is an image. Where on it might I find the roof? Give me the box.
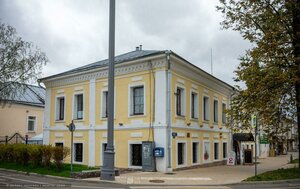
[233,133,254,141]
[4,83,45,107]
[40,49,234,90]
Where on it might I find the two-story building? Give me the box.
[39,47,234,172]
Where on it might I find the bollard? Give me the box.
[290,154,293,163]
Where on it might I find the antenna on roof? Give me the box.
[210,48,213,75]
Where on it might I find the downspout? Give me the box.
[166,51,172,171]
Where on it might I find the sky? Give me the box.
[0,0,250,86]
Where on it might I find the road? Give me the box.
[0,170,300,189]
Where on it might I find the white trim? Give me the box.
[203,140,210,163]
[27,115,37,132]
[222,141,228,160]
[190,89,199,119]
[202,94,210,122]
[89,79,96,128]
[55,133,64,138]
[55,94,66,122]
[128,141,143,169]
[44,88,51,129]
[176,140,187,168]
[88,129,95,166]
[191,140,200,165]
[131,76,143,81]
[213,99,219,124]
[73,142,84,164]
[72,91,85,120]
[175,84,186,117]
[128,82,146,117]
[130,132,143,138]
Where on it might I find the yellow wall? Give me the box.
[0,103,44,138]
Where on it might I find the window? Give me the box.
[192,142,199,164]
[223,143,227,159]
[177,142,186,165]
[176,87,185,116]
[214,142,219,160]
[203,96,210,121]
[191,92,198,119]
[74,143,83,162]
[55,143,64,161]
[56,97,65,121]
[74,94,83,120]
[222,103,226,124]
[214,100,218,123]
[130,86,144,115]
[101,91,108,118]
[27,116,36,132]
[130,144,142,166]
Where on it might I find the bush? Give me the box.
[28,145,43,166]
[0,144,14,162]
[13,144,29,165]
[52,147,70,170]
[41,145,53,167]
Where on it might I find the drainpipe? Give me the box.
[166,50,172,172]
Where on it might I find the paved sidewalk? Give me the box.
[84,152,299,185]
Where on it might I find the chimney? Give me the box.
[139,45,142,50]
[136,46,139,51]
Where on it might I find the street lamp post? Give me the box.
[67,120,76,174]
[100,0,116,181]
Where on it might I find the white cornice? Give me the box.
[43,57,167,88]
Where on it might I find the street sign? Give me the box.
[227,151,236,166]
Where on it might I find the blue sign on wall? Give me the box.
[154,147,164,157]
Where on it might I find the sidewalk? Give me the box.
[84,152,299,185]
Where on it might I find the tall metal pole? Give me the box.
[254,116,258,177]
[71,129,73,173]
[101,0,115,181]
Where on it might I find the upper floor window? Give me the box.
[213,100,219,123]
[176,87,185,116]
[191,92,198,119]
[56,97,65,121]
[222,103,226,124]
[27,116,36,132]
[74,94,83,120]
[101,91,108,118]
[203,96,210,121]
[131,86,144,115]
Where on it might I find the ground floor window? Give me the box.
[74,143,83,162]
[192,142,199,164]
[223,142,227,159]
[203,142,210,162]
[101,143,107,165]
[214,142,219,160]
[55,142,63,148]
[177,142,186,165]
[130,144,142,166]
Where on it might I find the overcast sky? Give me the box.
[0,0,250,86]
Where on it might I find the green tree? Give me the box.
[0,21,47,102]
[217,0,300,165]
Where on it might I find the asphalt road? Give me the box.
[0,169,300,189]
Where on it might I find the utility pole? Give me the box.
[101,0,116,181]
[67,120,76,174]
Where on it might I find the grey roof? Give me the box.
[6,83,45,107]
[42,50,165,80]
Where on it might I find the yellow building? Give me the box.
[39,48,234,172]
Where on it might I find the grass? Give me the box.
[0,162,98,177]
[290,159,299,164]
[244,168,300,181]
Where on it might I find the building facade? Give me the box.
[0,84,45,143]
[40,49,234,172]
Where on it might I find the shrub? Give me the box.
[13,144,29,165]
[52,146,70,170]
[28,145,43,166]
[41,145,53,167]
[0,144,14,162]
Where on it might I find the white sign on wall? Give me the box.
[227,151,236,166]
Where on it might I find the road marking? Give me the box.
[121,177,212,181]
[130,186,231,189]
[0,175,48,184]
[72,186,125,189]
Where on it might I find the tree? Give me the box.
[0,21,48,102]
[217,0,300,166]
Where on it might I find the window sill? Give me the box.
[55,120,65,123]
[175,115,185,119]
[190,118,198,122]
[203,120,209,123]
[27,131,36,133]
[73,119,84,122]
[129,114,146,118]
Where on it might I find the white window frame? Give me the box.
[213,141,220,161]
[203,140,210,163]
[73,142,84,164]
[128,141,142,169]
[27,115,37,132]
[128,83,146,117]
[190,90,199,119]
[100,87,116,119]
[191,140,200,165]
[100,141,107,166]
[55,95,66,121]
[175,84,186,117]
[176,140,187,168]
[73,92,85,120]
[222,142,228,159]
[213,99,219,123]
[203,95,210,121]
[101,90,108,118]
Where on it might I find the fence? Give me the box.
[0,132,28,144]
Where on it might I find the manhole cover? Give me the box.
[149,179,165,183]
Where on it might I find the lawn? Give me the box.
[290,158,299,164]
[0,162,98,177]
[244,168,300,181]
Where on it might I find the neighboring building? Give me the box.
[0,83,45,143]
[39,47,234,172]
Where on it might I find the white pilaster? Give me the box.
[43,88,51,145]
[88,79,96,166]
